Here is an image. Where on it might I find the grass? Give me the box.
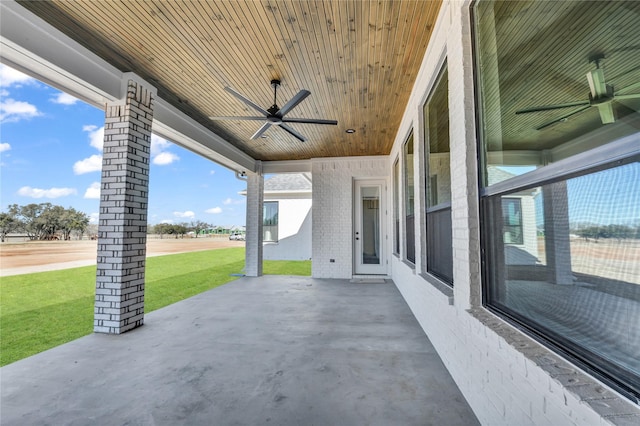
[0,248,311,366]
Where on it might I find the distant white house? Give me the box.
[488,167,540,265]
[242,173,312,261]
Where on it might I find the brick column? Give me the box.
[94,79,155,334]
[245,163,264,277]
[543,181,573,285]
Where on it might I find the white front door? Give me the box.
[354,180,387,275]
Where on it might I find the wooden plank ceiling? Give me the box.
[17,0,442,161]
[480,0,640,152]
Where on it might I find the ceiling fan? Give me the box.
[516,55,640,130]
[209,79,338,142]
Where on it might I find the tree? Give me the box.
[153,223,173,238]
[172,223,189,238]
[59,207,90,240]
[602,224,634,242]
[39,205,64,240]
[85,224,98,240]
[576,226,601,242]
[0,212,19,242]
[8,203,53,240]
[190,220,210,238]
[5,203,90,241]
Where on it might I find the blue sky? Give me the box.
[0,64,247,227]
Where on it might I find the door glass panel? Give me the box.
[361,186,381,265]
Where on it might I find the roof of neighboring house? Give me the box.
[264,173,312,193]
[487,166,517,186]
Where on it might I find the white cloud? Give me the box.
[149,134,181,165]
[0,142,10,153]
[153,151,179,165]
[51,92,79,105]
[173,210,195,218]
[73,154,103,174]
[0,98,40,123]
[210,170,216,175]
[89,212,100,224]
[206,207,223,214]
[82,125,104,151]
[223,198,245,205]
[150,134,172,156]
[161,219,174,224]
[0,65,35,87]
[84,182,101,199]
[17,186,77,199]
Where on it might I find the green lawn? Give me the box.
[0,248,310,366]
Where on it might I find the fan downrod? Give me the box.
[269,79,282,116]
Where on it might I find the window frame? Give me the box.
[472,0,640,402]
[479,152,640,401]
[501,197,524,245]
[393,157,401,256]
[403,131,416,265]
[423,63,453,285]
[263,201,279,243]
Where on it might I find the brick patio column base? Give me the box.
[94,79,155,334]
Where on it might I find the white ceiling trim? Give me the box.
[0,0,256,173]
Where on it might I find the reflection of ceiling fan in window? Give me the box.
[516,55,640,130]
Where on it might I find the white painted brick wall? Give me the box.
[94,79,154,334]
[385,1,640,425]
[245,170,264,277]
[263,198,312,261]
[311,157,388,279]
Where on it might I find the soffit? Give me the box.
[17,0,442,161]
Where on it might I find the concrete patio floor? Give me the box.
[1,276,479,426]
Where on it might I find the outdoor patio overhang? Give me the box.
[1,0,443,170]
[0,1,257,174]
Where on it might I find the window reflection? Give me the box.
[486,163,640,385]
[475,0,640,186]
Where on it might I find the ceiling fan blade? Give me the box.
[615,81,640,94]
[282,118,338,125]
[250,122,272,140]
[596,103,615,124]
[516,100,590,114]
[279,124,307,142]
[536,105,591,130]
[586,68,608,98]
[278,90,311,116]
[209,116,266,121]
[614,93,640,101]
[613,101,640,130]
[224,86,270,116]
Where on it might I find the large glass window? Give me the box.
[263,201,278,242]
[404,133,415,264]
[475,0,640,401]
[424,66,453,284]
[475,0,640,186]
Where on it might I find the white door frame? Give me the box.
[353,178,387,275]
